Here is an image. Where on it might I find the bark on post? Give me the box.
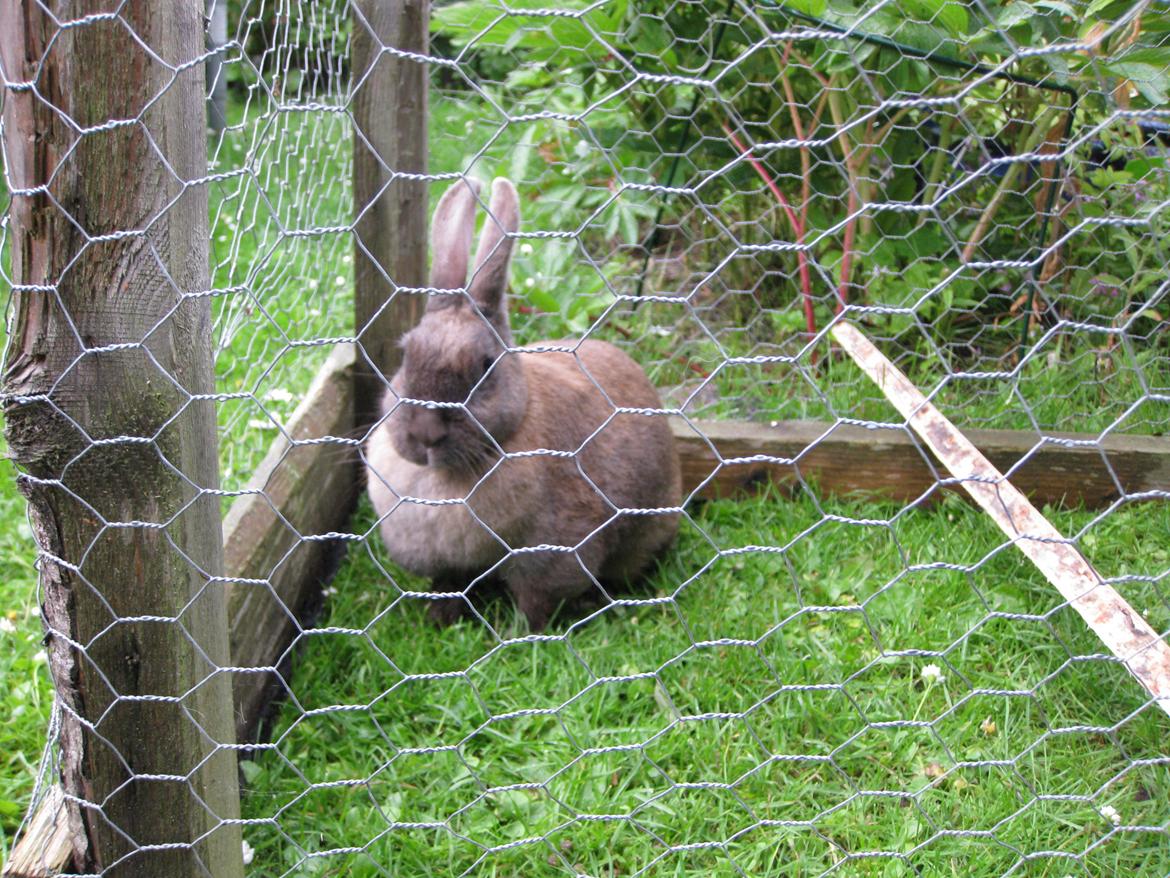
[351,0,431,425]
[0,3,244,877]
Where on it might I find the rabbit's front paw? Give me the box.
[427,595,470,627]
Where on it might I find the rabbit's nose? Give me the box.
[412,409,448,448]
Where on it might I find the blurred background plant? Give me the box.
[428,0,1170,422]
[213,0,1169,393]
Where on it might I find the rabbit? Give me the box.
[364,176,681,631]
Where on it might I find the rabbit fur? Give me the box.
[365,176,681,630]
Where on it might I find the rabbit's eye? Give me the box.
[480,356,494,377]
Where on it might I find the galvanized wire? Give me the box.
[1,0,1168,876]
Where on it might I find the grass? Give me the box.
[0,451,50,860]
[238,490,1170,877]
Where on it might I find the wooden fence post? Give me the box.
[352,0,431,424]
[0,3,244,876]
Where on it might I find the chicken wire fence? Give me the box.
[1,0,1169,876]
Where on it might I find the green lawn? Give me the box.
[238,491,1170,877]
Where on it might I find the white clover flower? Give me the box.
[1100,804,1121,826]
[525,277,536,288]
[308,279,320,290]
[32,650,47,664]
[520,243,534,256]
[247,419,276,430]
[265,388,295,404]
[0,618,15,634]
[242,839,255,865]
[921,663,943,683]
[335,275,346,287]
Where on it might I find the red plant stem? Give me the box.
[721,122,816,339]
[833,113,876,313]
[837,186,856,313]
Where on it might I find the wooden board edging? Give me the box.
[672,416,1170,507]
[223,342,360,745]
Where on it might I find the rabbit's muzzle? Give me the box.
[394,403,491,472]
[396,405,448,466]
[410,407,449,450]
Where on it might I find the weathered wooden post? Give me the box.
[0,3,244,876]
[351,0,431,423]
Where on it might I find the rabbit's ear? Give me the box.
[468,177,520,320]
[429,177,484,301]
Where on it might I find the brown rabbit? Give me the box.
[364,176,681,630]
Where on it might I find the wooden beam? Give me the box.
[223,343,359,744]
[351,0,431,425]
[830,320,1170,718]
[672,417,1170,508]
[0,3,242,875]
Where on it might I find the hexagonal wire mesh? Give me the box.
[1,0,1169,876]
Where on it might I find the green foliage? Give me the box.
[1105,47,1170,104]
[430,0,1170,367]
[514,239,617,334]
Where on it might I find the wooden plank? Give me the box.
[672,417,1170,507]
[351,0,430,425]
[223,343,359,744]
[831,320,1170,718]
[0,3,243,875]
[2,787,70,878]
